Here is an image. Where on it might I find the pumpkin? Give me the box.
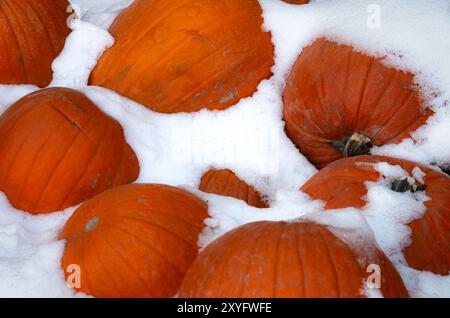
[282,0,310,4]
[283,38,433,168]
[0,87,139,214]
[179,220,409,298]
[0,0,71,87]
[60,184,208,298]
[89,0,274,113]
[300,155,450,275]
[200,169,268,208]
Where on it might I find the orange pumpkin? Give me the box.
[301,155,450,275]
[0,87,139,214]
[60,184,208,298]
[179,221,409,298]
[283,39,433,168]
[200,169,268,208]
[89,0,274,113]
[0,0,71,87]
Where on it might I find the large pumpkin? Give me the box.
[300,155,450,275]
[179,221,409,298]
[89,0,274,113]
[200,169,268,208]
[283,39,433,168]
[0,87,139,214]
[60,184,208,298]
[0,0,71,87]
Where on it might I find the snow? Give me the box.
[0,0,449,297]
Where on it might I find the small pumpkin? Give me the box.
[200,169,268,208]
[89,0,274,113]
[0,0,71,87]
[300,155,450,275]
[0,87,139,214]
[60,184,208,298]
[283,38,433,168]
[179,220,409,298]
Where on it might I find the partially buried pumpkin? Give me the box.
[0,87,139,214]
[300,155,450,275]
[0,0,71,87]
[89,0,274,113]
[283,38,433,168]
[178,221,409,298]
[200,169,268,208]
[60,184,208,298]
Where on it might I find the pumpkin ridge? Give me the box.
[318,44,338,124]
[91,232,124,297]
[293,224,306,297]
[101,222,186,275]
[318,230,342,298]
[24,0,56,57]
[15,116,70,204]
[1,125,38,188]
[272,222,285,298]
[0,3,29,82]
[32,127,81,211]
[114,206,205,230]
[49,101,94,141]
[355,57,375,131]
[372,88,415,141]
[78,234,95,296]
[110,141,127,185]
[58,118,110,210]
[6,0,46,84]
[106,0,192,76]
[378,104,431,145]
[101,230,155,296]
[106,214,199,250]
[239,222,273,297]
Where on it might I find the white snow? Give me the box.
[0,0,449,297]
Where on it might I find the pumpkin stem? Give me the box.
[329,133,372,157]
[391,177,426,193]
[84,216,100,233]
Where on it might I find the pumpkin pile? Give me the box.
[0,0,448,300]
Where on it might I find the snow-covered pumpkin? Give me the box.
[60,184,208,298]
[301,155,450,275]
[283,38,433,168]
[200,169,268,208]
[178,221,409,298]
[0,0,71,87]
[0,88,139,214]
[89,0,274,113]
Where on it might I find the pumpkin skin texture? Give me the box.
[300,155,450,275]
[200,169,268,208]
[0,0,71,87]
[0,87,139,214]
[283,39,433,168]
[179,221,409,298]
[60,184,208,298]
[89,0,274,114]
